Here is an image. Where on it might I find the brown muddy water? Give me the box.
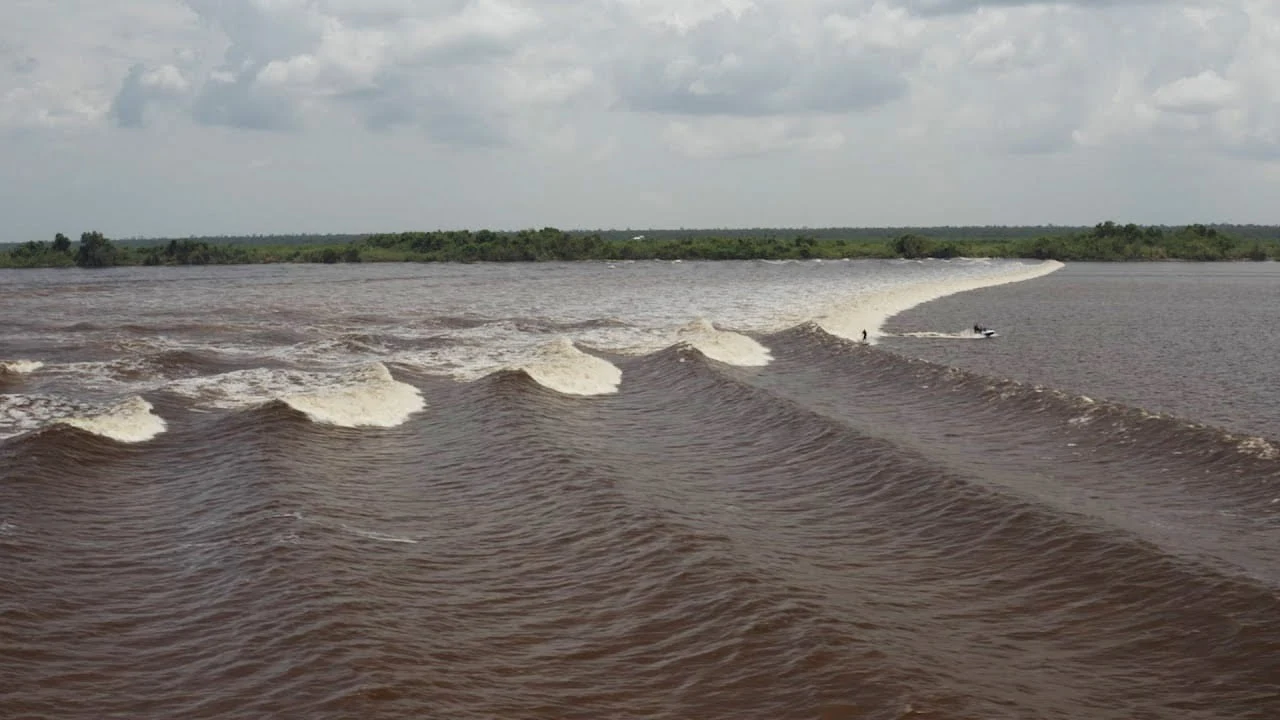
[2,259,1277,719]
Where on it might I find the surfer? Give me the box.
[862,329,867,342]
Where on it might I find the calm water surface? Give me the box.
[885,262,1280,438]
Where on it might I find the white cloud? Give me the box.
[3,0,1280,240]
[970,39,1017,69]
[499,63,595,106]
[1,0,204,130]
[662,117,844,159]
[618,0,758,33]
[171,0,552,136]
[110,64,190,127]
[394,0,541,63]
[1,83,108,130]
[1152,70,1238,114]
[898,0,1165,15]
[610,2,915,117]
[1070,67,1161,148]
[824,2,926,52]
[140,65,190,94]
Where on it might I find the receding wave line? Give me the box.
[787,323,1280,467]
[622,347,1278,585]
[676,318,772,367]
[894,346,1278,466]
[818,259,1063,343]
[626,346,1280,590]
[517,338,622,396]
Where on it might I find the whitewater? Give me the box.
[0,258,1058,441]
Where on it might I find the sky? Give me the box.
[1,0,1278,240]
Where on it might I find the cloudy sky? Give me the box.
[2,0,1277,240]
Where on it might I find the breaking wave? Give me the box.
[676,318,772,367]
[1,360,44,374]
[818,259,1063,343]
[1,393,165,442]
[163,362,423,428]
[157,359,424,429]
[281,363,424,428]
[518,337,622,396]
[57,396,167,443]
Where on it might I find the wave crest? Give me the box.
[59,396,167,443]
[281,363,425,428]
[677,318,772,367]
[1,360,44,374]
[519,338,622,396]
[819,260,1063,343]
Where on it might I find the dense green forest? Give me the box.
[2,223,1277,268]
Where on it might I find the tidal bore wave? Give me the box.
[11,339,1275,718]
[4,258,1279,719]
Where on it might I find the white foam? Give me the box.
[1237,437,1278,461]
[60,396,167,443]
[676,318,773,367]
[281,363,424,428]
[2,394,77,439]
[896,328,999,340]
[0,360,44,374]
[519,337,622,396]
[167,367,325,408]
[818,260,1063,344]
[2,393,162,441]
[165,362,424,428]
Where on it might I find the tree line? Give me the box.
[2,223,1277,269]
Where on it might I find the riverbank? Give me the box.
[2,222,1276,268]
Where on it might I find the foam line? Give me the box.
[818,260,1064,344]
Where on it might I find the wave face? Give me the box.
[2,260,1279,720]
[676,318,773,366]
[1,393,166,442]
[280,362,424,427]
[1,359,44,374]
[517,337,622,395]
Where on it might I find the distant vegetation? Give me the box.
[2,223,1277,268]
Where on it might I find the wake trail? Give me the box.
[818,260,1063,344]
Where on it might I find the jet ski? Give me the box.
[973,325,997,338]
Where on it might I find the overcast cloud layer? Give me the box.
[2,0,1277,239]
